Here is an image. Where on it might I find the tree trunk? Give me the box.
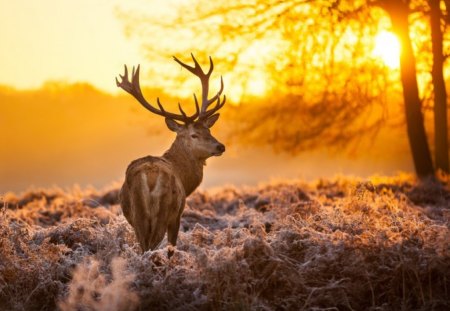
[430,0,449,173]
[385,2,435,178]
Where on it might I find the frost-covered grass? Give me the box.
[0,175,449,311]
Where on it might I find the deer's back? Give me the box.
[120,156,185,233]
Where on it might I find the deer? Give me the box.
[116,54,225,256]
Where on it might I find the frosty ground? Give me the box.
[0,175,449,310]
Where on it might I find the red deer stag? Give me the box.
[116,54,225,255]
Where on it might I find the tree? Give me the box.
[333,0,450,177]
[430,0,449,173]
[119,1,393,149]
[118,0,449,178]
[374,0,434,178]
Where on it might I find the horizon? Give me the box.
[0,0,441,195]
[0,83,414,195]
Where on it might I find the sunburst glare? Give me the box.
[373,31,400,69]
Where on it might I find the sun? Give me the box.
[373,31,401,69]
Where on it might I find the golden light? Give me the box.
[373,31,400,69]
[234,38,282,99]
[246,76,267,97]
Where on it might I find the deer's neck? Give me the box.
[162,138,204,196]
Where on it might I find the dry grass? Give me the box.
[0,175,449,310]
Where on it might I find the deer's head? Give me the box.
[116,54,226,159]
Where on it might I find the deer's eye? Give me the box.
[191,134,199,139]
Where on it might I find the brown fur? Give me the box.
[116,55,225,253]
[120,123,224,252]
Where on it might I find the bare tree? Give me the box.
[430,0,449,173]
[372,0,434,178]
[118,0,449,178]
[119,0,392,147]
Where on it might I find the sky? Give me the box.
[0,0,150,93]
[0,0,270,101]
[0,0,413,193]
[0,0,399,94]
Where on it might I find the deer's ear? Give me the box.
[165,118,183,132]
[203,114,220,128]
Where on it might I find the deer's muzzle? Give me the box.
[214,143,225,156]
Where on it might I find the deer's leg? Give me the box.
[167,199,184,258]
[129,169,167,252]
[119,184,131,222]
[167,218,180,259]
[137,222,151,252]
[148,218,167,250]
[167,216,181,247]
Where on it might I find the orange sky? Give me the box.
[0,0,400,95]
[0,0,155,93]
[0,0,266,101]
[0,1,413,194]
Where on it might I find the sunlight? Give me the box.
[373,31,400,69]
[235,37,283,98]
[247,76,267,97]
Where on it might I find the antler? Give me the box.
[116,65,200,123]
[173,53,226,121]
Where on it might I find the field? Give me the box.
[0,175,449,311]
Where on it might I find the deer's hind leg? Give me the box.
[126,168,167,252]
[143,168,184,251]
[167,190,185,258]
[127,171,157,252]
[167,202,184,246]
